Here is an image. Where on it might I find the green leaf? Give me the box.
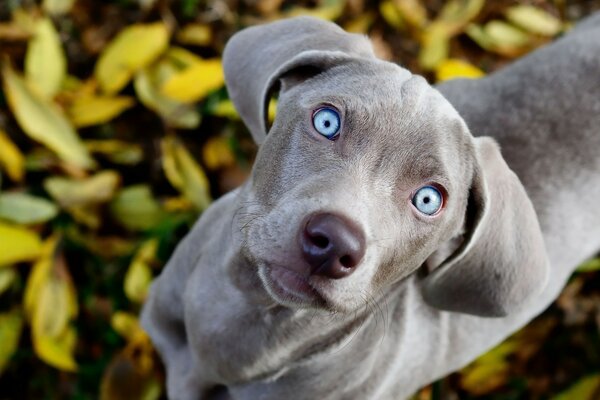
[0,192,59,225]
[576,258,600,272]
[110,185,165,231]
[552,374,600,400]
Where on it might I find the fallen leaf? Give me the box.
[134,61,201,129]
[577,258,600,272]
[162,136,212,211]
[111,311,144,342]
[436,0,484,35]
[485,20,531,49]
[44,171,121,209]
[506,5,563,37]
[0,222,42,266]
[202,137,235,171]
[85,140,143,165]
[379,1,405,30]
[285,0,346,21]
[110,185,164,231]
[161,58,224,103]
[344,12,375,33]
[0,192,59,225]
[418,23,449,70]
[42,0,76,15]
[68,96,135,128]
[25,17,66,98]
[435,58,485,82]
[124,239,158,303]
[0,129,25,182]
[2,64,95,169]
[393,0,428,29]
[552,374,600,400]
[0,309,24,376]
[24,236,78,371]
[176,24,212,46]
[0,268,17,296]
[95,23,170,94]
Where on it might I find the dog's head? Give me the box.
[224,17,548,317]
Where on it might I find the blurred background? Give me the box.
[0,0,599,399]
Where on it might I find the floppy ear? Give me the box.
[222,16,375,145]
[422,137,549,317]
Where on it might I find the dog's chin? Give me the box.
[257,264,330,309]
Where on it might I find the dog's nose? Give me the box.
[301,213,366,279]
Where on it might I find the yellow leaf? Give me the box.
[44,171,121,209]
[176,24,212,46]
[44,171,120,228]
[506,5,563,37]
[211,99,239,119]
[161,59,224,103]
[435,58,485,82]
[0,309,24,376]
[460,360,509,395]
[24,236,78,371]
[2,64,95,169]
[202,137,235,171]
[344,13,375,34]
[124,239,158,303]
[379,1,405,30]
[418,23,449,70]
[0,129,25,182]
[485,20,531,48]
[68,96,134,128]
[33,326,78,372]
[393,0,428,29]
[85,140,143,165]
[552,374,600,400]
[0,222,42,266]
[164,47,204,67]
[0,267,17,296]
[0,192,59,225]
[111,311,144,342]
[25,18,66,98]
[134,62,201,129]
[95,23,170,95]
[285,0,346,21]
[162,136,212,211]
[110,185,164,231]
[437,0,484,35]
[42,0,76,15]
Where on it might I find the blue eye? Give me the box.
[412,185,443,216]
[312,107,340,139]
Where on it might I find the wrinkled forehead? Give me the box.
[288,58,473,186]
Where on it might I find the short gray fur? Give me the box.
[141,14,600,400]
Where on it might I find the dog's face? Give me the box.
[223,17,549,317]
[237,60,474,312]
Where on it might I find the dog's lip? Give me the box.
[261,265,324,306]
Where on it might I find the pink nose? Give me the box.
[300,213,366,279]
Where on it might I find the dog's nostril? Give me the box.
[301,213,366,279]
[339,255,353,268]
[311,235,329,249]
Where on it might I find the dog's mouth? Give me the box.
[258,264,327,308]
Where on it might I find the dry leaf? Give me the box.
[95,23,170,94]
[506,5,563,37]
[68,96,135,128]
[85,140,144,165]
[393,0,428,29]
[0,268,17,296]
[42,0,76,15]
[0,309,24,376]
[124,239,158,303]
[176,24,212,46]
[202,137,235,171]
[24,236,78,371]
[435,58,485,82]
[0,222,42,266]
[379,1,405,30]
[162,136,212,211]
[2,64,95,169]
[25,18,66,98]
[161,59,224,103]
[0,129,25,182]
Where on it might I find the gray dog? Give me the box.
[141,13,600,400]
